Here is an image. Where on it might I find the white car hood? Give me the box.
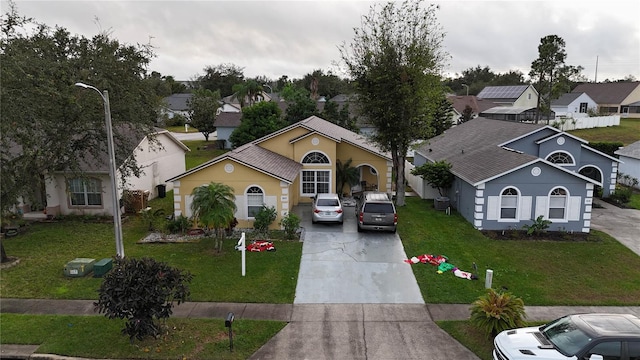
[494,326,574,360]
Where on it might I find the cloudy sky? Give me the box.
[5,1,639,83]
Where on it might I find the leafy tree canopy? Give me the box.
[188,88,220,141]
[340,0,449,206]
[229,101,285,147]
[411,160,454,197]
[1,3,159,212]
[197,63,244,97]
[293,69,354,100]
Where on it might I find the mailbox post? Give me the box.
[225,312,235,352]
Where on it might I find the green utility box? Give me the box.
[93,258,113,278]
[63,258,96,277]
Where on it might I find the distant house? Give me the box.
[44,128,189,217]
[167,116,392,230]
[551,92,597,118]
[213,112,243,149]
[572,81,640,118]
[162,93,192,121]
[476,85,546,122]
[447,95,498,123]
[412,117,619,233]
[615,140,640,188]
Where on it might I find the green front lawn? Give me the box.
[568,118,640,145]
[398,197,640,306]
[0,313,285,360]
[182,140,227,170]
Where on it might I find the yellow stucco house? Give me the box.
[167,116,392,229]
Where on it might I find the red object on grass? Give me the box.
[246,240,276,252]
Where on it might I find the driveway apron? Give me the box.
[591,200,640,256]
[293,204,424,304]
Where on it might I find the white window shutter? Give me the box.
[235,195,246,220]
[567,196,581,221]
[535,196,547,219]
[487,196,499,220]
[520,196,532,220]
[185,195,194,218]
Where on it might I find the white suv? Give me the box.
[493,313,640,360]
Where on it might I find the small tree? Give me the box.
[190,182,237,253]
[95,257,193,342]
[459,105,474,124]
[336,158,360,197]
[253,205,277,238]
[470,288,526,338]
[411,160,454,197]
[188,89,220,141]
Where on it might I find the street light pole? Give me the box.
[462,84,469,96]
[75,82,124,258]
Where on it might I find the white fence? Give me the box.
[404,160,440,199]
[552,115,620,131]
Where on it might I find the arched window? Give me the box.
[302,152,329,164]
[549,187,567,219]
[69,178,102,206]
[500,187,518,219]
[246,186,264,218]
[546,151,574,165]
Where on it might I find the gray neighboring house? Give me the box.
[213,112,243,149]
[162,93,193,121]
[615,140,640,188]
[413,117,620,233]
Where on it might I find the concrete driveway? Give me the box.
[591,200,640,256]
[293,203,424,304]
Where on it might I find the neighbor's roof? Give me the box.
[213,112,242,127]
[615,140,640,160]
[552,92,584,106]
[572,82,640,104]
[446,95,499,115]
[480,106,536,115]
[477,85,530,100]
[163,93,192,111]
[414,117,545,185]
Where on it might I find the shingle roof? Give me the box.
[163,94,192,111]
[572,82,640,104]
[414,117,545,184]
[615,140,640,160]
[552,92,583,106]
[214,112,242,127]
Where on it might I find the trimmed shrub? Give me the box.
[253,205,277,237]
[280,212,301,240]
[588,141,623,158]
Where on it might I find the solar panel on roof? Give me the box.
[478,85,528,99]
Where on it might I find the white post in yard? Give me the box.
[240,232,246,277]
[485,269,493,289]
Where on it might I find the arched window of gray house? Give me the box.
[246,186,264,218]
[549,187,568,220]
[546,151,574,165]
[500,187,519,219]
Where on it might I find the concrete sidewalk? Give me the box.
[2,298,639,359]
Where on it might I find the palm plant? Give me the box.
[190,182,237,253]
[232,80,263,107]
[336,158,360,197]
[470,288,527,338]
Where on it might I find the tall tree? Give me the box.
[231,79,264,107]
[282,84,319,123]
[1,4,158,214]
[229,101,285,147]
[340,0,448,206]
[529,35,568,123]
[197,63,244,97]
[430,95,454,136]
[187,89,220,141]
[190,182,237,253]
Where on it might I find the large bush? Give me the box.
[254,205,277,237]
[588,141,623,157]
[95,257,193,342]
[470,288,526,338]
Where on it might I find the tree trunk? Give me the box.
[392,145,406,207]
[1,238,8,263]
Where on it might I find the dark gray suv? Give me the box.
[355,191,397,233]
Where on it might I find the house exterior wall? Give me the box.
[126,133,187,198]
[579,148,618,196]
[171,160,292,229]
[618,156,640,188]
[216,126,234,148]
[449,178,477,223]
[503,128,556,155]
[477,163,593,233]
[45,172,117,217]
[551,93,597,118]
[513,86,538,108]
[537,135,584,167]
[292,133,337,203]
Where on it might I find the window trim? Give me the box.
[498,186,519,222]
[68,177,103,208]
[300,169,332,197]
[548,187,568,221]
[545,151,576,166]
[301,150,331,166]
[245,185,265,219]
